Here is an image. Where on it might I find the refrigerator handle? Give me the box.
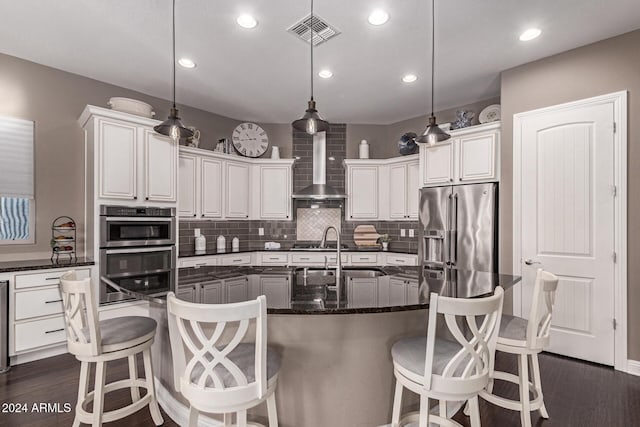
[451,193,458,266]
[446,193,452,266]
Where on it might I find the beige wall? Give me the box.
[346,97,500,159]
[0,53,253,260]
[501,29,640,360]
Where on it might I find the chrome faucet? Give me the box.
[320,226,342,301]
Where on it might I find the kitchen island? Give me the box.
[102,266,519,427]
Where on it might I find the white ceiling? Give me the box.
[1,0,639,124]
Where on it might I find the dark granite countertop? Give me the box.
[0,257,95,273]
[179,247,417,257]
[101,266,519,315]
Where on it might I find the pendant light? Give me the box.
[154,0,194,141]
[416,0,450,144]
[292,0,329,135]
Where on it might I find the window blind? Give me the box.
[0,116,34,198]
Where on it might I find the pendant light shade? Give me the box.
[292,0,329,135]
[154,0,193,141]
[416,0,450,145]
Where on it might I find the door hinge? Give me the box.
[613,318,617,330]
[613,252,617,263]
[613,122,617,133]
[612,185,617,197]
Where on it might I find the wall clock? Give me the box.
[231,122,269,158]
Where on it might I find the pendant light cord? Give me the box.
[430,0,435,117]
[172,0,177,109]
[310,0,314,101]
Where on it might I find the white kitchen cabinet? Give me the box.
[258,165,291,219]
[219,253,252,266]
[201,281,224,304]
[406,279,419,304]
[225,161,250,219]
[260,276,290,309]
[347,277,378,308]
[388,159,420,220]
[143,128,177,202]
[98,119,138,200]
[388,278,407,306]
[226,277,248,303]
[384,253,418,266]
[176,285,198,303]
[178,153,198,218]
[420,122,500,187]
[201,158,223,218]
[346,164,378,220]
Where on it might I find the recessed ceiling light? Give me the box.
[237,14,258,29]
[178,58,196,69]
[368,10,389,26]
[402,74,417,83]
[519,28,541,41]
[318,69,333,79]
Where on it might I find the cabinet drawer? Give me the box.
[14,316,67,353]
[260,253,289,265]
[384,254,418,266]
[179,257,217,268]
[15,287,64,320]
[15,268,90,289]
[350,253,379,264]
[220,254,252,266]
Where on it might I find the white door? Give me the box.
[260,166,290,219]
[388,164,407,219]
[201,158,223,219]
[348,166,378,219]
[178,153,197,218]
[225,161,250,219]
[519,102,615,365]
[98,119,137,200]
[144,129,177,202]
[406,160,420,219]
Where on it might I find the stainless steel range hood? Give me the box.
[292,131,346,199]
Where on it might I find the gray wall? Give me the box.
[500,29,640,360]
[0,52,254,259]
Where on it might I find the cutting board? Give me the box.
[353,225,381,248]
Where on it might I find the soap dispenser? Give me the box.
[217,235,226,253]
[194,228,206,252]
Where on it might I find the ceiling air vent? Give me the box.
[288,14,340,46]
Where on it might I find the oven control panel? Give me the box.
[100,205,175,217]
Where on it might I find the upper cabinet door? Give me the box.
[178,153,197,218]
[201,158,223,219]
[144,129,177,202]
[422,141,454,186]
[406,160,420,219]
[260,165,291,219]
[388,164,407,219]
[225,161,250,218]
[458,132,497,182]
[348,166,378,219]
[98,119,137,200]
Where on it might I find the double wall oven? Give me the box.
[99,205,176,304]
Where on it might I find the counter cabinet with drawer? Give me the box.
[8,267,93,365]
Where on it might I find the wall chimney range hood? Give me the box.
[292,132,346,199]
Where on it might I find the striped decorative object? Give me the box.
[353,224,381,248]
[0,197,30,240]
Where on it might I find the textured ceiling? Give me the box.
[0,0,639,124]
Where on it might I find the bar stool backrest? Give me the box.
[59,271,101,357]
[526,269,559,350]
[424,286,504,396]
[167,293,267,410]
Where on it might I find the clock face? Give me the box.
[231,123,269,158]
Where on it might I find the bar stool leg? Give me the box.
[468,396,481,427]
[391,379,403,427]
[517,353,532,427]
[188,406,199,427]
[128,355,140,402]
[267,393,279,427]
[73,361,90,427]
[238,409,248,427]
[419,395,429,427]
[531,353,549,418]
[142,348,164,425]
[223,413,233,425]
[93,361,106,427]
[439,400,447,418]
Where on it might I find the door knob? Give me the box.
[524,259,541,265]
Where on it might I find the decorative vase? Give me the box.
[382,242,389,251]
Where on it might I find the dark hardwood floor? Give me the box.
[0,351,638,426]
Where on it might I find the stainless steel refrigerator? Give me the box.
[418,183,498,293]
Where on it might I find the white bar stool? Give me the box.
[478,269,559,427]
[59,271,163,427]
[390,286,504,427]
[167,293,279,427]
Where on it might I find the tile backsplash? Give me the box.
[297,208,341,241]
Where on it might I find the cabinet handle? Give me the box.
[193,214,197,217]
[233,259,242,262]
[145,197,149,200]
[45,328,65,334]
[45,277,61,281]
[45,299,63,304]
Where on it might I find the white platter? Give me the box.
[479,104,501,123]
[108,97,155,118]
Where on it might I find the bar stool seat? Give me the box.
[498,314,529,341]
[59,271,163,427]
[392,337,466,381]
